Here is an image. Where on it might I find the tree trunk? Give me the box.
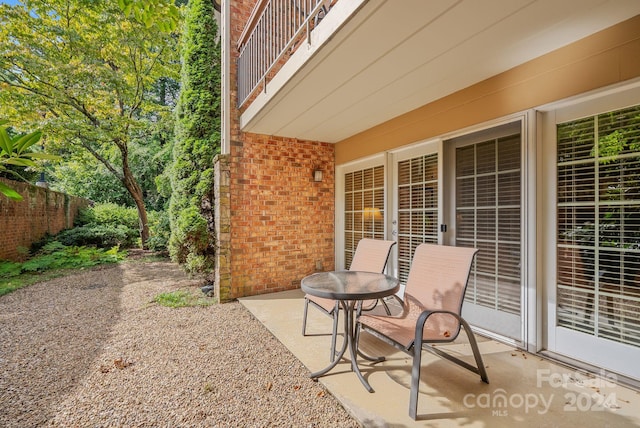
[121,156,150,249]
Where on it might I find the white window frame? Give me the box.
[538,78,640,382]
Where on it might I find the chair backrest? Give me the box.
[349,238,396,273]
[405,243,478,334]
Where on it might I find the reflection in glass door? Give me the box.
[547,101,640,380]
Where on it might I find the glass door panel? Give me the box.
[549,102,640,380]
[396,153,439,284]
[344,165,386,268]
[452,126,523,341]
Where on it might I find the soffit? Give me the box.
[239,0,640,143]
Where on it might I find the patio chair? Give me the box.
[302,238,396,362]
[357,243,489,420]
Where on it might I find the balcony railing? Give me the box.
[237,0,333,108]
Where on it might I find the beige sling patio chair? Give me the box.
[302,238,396,362]
[357,243,489,420]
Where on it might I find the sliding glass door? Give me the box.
[543,95,640,380]
[446,123,523,341]
[387,125,524,342]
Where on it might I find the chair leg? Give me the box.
[409,339,423,420]
[460,318,489,384]
[302,298,309,336]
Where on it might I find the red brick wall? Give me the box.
[227,133,335,299]
[0,178,89,261]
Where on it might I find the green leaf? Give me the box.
[4,158,36,167]
[0,181,23,201]
[0,128,13,155]
[14,131,42,154]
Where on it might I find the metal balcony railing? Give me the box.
[237,0,333,108]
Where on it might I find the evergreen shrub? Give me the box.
[168,0,221,273]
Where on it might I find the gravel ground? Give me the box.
[0,258,359,427]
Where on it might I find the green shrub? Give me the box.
[39,241,67,254]
[45,203,170,252]
[74,206,94,226]
[67,203,141,248]
[147,209,170,251]
[0,261,22,278]
[169,206,212,271]
[77,203,140,229]
[168,0,220,274]
[55,224,137,248]
[21,245,125,273]
[29,233,54,254]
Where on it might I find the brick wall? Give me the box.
[0,178,89,261]
[225,133,335,300]
[214,154,232,300]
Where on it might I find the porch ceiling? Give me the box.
[238,0,640,144]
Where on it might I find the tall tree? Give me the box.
[169,0,220,272]
[50,116,174,211]
[0,0,180,246]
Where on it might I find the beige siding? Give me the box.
[336,14,640,164]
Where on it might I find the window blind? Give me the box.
[344,165,385,268]
[396,154,438,284]
[556,104,640,347]
[458,134,522,315]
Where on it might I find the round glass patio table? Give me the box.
[301,270,400,392]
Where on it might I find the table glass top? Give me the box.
[301,271,399,300]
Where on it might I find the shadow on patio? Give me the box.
[240,289,640,428]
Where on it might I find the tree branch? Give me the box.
[76,137,123,180]
[2,63,101,128]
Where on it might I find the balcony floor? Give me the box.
[240,289,640,427]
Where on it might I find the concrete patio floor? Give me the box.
[240,289,640,427]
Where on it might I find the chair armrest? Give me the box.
[414,309,463,345]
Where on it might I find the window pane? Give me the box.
[344,165,385,266]
[397,153,438,283]
[556,103,640,348]
[457,133,522,315]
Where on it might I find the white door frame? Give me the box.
[538,81,640,381]
[335,153,388,271]
[443,117,530,346]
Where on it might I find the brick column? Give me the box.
[214,154,232,302]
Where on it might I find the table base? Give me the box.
[309,300,385,392]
